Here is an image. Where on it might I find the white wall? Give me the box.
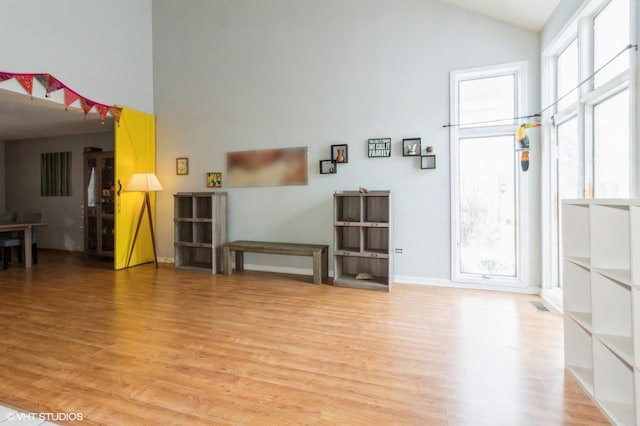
[0,0,154,113]
[5,133,113,252]
[540,0,587,50]
[152,0,542,287]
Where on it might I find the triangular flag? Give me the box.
[64,89,79,110]
[15,75,34,96]
[109,106,122,124]
[80,98,95,117]
[46,75,64,93]
[35,75,50,96]
[95,104,109,124]
[0,72,13,82]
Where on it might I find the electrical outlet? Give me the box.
[395,248,403,254]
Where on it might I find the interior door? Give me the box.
[114,107,156,270]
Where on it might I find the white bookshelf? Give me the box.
[562,199,640,425]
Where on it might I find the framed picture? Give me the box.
[176,157,189,175]
[368,138,391,158]
[206,172,222,187]
[421,155,436,169]
[331,144,348,163]
[227,147,308,187]
[403,138,421,157]
[319,160,337,174]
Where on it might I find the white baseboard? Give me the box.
[167,260,542,295]
[394,275,541,295]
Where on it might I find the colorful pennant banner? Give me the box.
[0,71,122,124]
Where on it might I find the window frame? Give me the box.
[540,0,637,308]
[450,61,529,289]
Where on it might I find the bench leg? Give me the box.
[312,251,322,284]
[222,246,232,275]
[235,251,244,272]
[322,247,328,283]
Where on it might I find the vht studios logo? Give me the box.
[8,412,84,422]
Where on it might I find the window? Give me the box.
[41,151,72,197]
[542,0,634,299]
[451,62,527,287]
[593,89,630,197]
[557,39,578,111]
[594,0,630,87]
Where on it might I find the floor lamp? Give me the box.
[125,173,163,268]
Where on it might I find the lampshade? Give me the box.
[125,173,164,192]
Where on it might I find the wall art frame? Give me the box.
[331,144,348,163]
[226,147,308,187]
[320,160,337,174]
[206,172,222,187]
[368,138,391,158]
[176,157,189,175]
[402,138,421,157]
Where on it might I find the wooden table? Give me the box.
[0,222,46,268]
[222,241,329,284]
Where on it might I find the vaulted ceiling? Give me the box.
[439,0,562,31]
[0,0,559,142]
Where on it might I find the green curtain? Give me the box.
[41,152,71,197]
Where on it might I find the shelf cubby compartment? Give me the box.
[175,196,194,218]
[563,259,592,331]
[335,194,361,223]
[590,204,631,283]
[335,226,360,253]
[193,222,213,245]
[592,272,633,365]
[195,196,213,219]
[364,194,390,223]
[175,221,193,243]
[562,202,590,265]
[565,316,594,395]
[334,255,389,291]
[174,245,213,271]
[363,226,389,256]
[593,338,634,426]
[630,206,640,287]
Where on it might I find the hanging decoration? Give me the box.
[515,122,540,172]
[0,71,122,125]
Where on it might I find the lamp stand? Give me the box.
[127,191,159,268]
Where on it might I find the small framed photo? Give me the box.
[320,160,337,174]
[421,155,436,169]
[403,138,421,157]
[176,157,189,175]
[368,138,391,158]
[331,144,348,164]
[206,172,222,187]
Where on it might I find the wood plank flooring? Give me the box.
[0,251,608,425]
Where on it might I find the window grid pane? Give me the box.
[594,0,630,87]
[557,39,579,111]
[459,136,517,278]
[459,75,515,128]
[594,89,630,197]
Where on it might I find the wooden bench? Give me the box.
[222,241,329,284]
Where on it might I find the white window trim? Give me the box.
[449,61,530,289]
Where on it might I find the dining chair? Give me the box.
[16,212,42,265]
[0,236,21,269]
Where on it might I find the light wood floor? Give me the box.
[0,251,607,425]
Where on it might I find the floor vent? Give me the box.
[530,301,550,312]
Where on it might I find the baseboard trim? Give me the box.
[394,275,541,295]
